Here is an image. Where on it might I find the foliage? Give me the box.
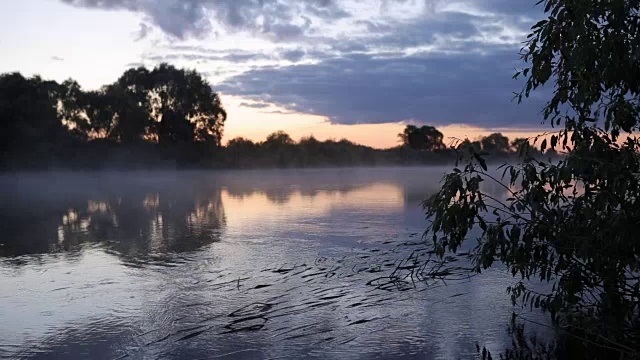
[149,64,226,146]
[0,64,226,169]
[480,133,511,154]
[221,130,539,169]
[399,125,445,151]
[0,68,550,170]
[61,64,226,146]
[423,0,640,356]
[456,133,519,155]
[0,73,75,167]
[511,138,530,152]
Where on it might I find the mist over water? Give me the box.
[0,167,534,359]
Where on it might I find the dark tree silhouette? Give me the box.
[107,67,153,144]
[480,132,510,153]
[225,137,258,168]
[0,64,228,169]
[399,125,445,150]
[457,139,481,153]
[510,137,528,151]
[1,66,536,170]
[149,64,226,147]
[424,0,640,355]
[264,130,294,148]
[59,64,226,148]
[0,73,72,167]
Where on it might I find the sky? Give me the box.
[0,0,548,148]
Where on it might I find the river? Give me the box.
[0,167,535,359]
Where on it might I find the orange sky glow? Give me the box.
[221,95,546,149]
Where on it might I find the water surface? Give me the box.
[0,168,528,359]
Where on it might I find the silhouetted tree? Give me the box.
[457,139,482,153]
[480,132,510,153]
[0,73,71,167]
[149,64,226,147]
[510,137,528,151]
[298,135,322,166]
[425,0,640,355]
[262,131,295,167]
[399,125,445,150]
[107,67,153,144]
[264,131,294,148]
[0,64,229,169]
[225,137,258,167]
[61,64,226,148]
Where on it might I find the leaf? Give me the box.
[478,216,487,231]
[473,153,488,171]
[531,19,548,29]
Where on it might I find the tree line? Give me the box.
[0,64,226,169]
[222,128,549,168]
[397,124,544,155]
[0,64,545,170]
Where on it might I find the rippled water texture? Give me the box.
[0,168,531,359]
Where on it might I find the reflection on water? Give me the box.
[0,174,225,258]
[0,168,526,359]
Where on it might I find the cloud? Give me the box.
[143,52,270,64]
[218,50,549,128]
[59,0,548,129]
[60,0,542,41]
[60,0,349,40]
[133,22,152,41]
[264,110,297,115]
[125,62,145,68]
[279,49,306,62]
[51,56,65,61]
[239,102,271,109]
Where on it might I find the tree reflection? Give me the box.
[0,180,226,259]
[0,169,455,260]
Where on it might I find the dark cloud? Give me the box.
[468,0,542,16]
[60,0,348,40]
[222,53,271,63]
[279,49,306,62]
[60,0,548,129]
[147,1,545,128]
[218,50,549,128]
[60,0,543,41]
[330,42,368,53]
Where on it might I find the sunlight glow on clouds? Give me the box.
[0,0,546,148]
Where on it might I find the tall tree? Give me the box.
[264,131,294,148]
[0,73,69,166]
[225,137,257,167]
[62,64,227,147]
[399,125,445,150]
[108,67,152,144]
[510,137,529,152]
[263,131,295,167]
[480,132,510,153]
[149,64,226,146]
[423,0,640,354]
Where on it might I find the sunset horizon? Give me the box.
[1,0,547,149]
